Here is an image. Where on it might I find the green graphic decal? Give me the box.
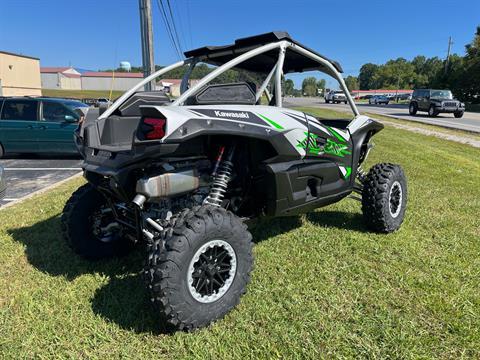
[343,166,352,179]
[296,132,322,155]
[327,127,347,143]
[296,132,351,158]
[324,138,351,157]
[257,113,284,130]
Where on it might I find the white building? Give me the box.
[81,71,144,91]
[41,67,81,90]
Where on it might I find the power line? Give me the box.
[185,0,193,49]
[170,0,188,53]
[155,0,182,59]
[165,0,184,54]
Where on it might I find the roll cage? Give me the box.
[100,31,359,120]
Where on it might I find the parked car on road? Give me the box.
[369,95,389,105]
[95,98,112,108]
[0,165,6,201]
[0,97,87,157]
[325,90,347,104]
[409,89,465,118]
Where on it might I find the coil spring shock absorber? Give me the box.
[204,144,236,207]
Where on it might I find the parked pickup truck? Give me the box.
[325,90,347,104]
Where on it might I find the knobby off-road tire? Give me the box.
[362,163,407,233]
[145,205,253,332]
[61,184,134,259]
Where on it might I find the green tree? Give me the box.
[344,76,359,91]
[358,63,379,89]
[372,58,417,89]
[302,77,318,96]
[458,26,480,102]
[284,79,295,96]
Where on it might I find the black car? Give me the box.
[409,89,465,118]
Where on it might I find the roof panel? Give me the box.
[184,31,343,74]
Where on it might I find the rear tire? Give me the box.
[409,103,417,115]
[454,111,464,118]
[61,184,134,259]
[362,163,407,233]
[145,205,253,331]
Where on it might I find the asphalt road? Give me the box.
[284,97,480,133]
[0,156,82,207]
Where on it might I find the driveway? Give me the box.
[284,97,480,133]
[0,156,82,207]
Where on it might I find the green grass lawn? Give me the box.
[42,89,124,99]
[1,119,479,358]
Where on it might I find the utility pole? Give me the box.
[444,36,453,75]
[139,0,155,91]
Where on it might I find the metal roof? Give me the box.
[184,31,343,74]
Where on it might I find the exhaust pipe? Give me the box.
[135,169,206,203]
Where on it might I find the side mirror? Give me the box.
[64,115,78,123]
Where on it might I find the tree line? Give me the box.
[355,26,480,103]
[101,26,479,103]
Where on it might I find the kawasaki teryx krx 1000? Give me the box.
[63,32,407,331]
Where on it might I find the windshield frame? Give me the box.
[430,90,453,99]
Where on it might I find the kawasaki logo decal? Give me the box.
[214,111,250,119]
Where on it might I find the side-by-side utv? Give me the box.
[63,31,407,331]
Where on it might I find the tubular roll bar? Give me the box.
[100,41,359,120]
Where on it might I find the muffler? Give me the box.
[134,169,206,204]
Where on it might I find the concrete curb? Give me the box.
[0,172,83,211]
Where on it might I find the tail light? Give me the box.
[141,117,166,140]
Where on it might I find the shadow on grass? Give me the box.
[7,209,368,334]
[306,210,369,233]
[250,216,303,243]
[8,215,142,280]
[91,274,167,335]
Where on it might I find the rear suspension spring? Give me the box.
[204,145,235,207]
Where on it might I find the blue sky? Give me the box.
[1,0,479,87]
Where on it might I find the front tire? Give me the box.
[454,111,464,118]
[61,184,134,259]
[145,206,253,331]
[428,105,438,117]
[362,163,407,233]
[409,103,417,115]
